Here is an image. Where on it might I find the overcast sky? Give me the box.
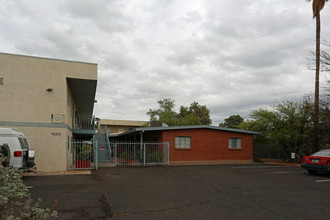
[1,0,330,125]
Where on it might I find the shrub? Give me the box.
[146,152,164,163]
[0,155,57,219]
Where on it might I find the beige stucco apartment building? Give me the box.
[0,52,97,172]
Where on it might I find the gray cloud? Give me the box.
[0,0,329,125]
[64,0,134,33]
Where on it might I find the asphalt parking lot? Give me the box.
[23,164,330,220]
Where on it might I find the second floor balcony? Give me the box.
[72,115,96,133]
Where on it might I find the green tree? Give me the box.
[188,102,212,125]
[0,156,57,219]
[147,98,212,126]
[147,98,179,126]
[320,80,330,146]
[219,115,244,128]
[239,97,314,160]
[306,0,328,152]
[178,106,201,125]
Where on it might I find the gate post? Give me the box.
[167,142,170,165]
[143,143,146,166]
[95,140,98,170]
[114,143,117,166]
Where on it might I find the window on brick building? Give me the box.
[228,138,242,149]
[175,136,191,149]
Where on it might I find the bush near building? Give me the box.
[0,156,57,220]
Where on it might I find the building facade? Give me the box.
[111,125,260,163]
[0,53,97,172]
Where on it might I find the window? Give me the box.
[23,138,29,149]
[0,78,3,84]
[228,138,242,149]
[18,138,29,150]
[175,136,191,149]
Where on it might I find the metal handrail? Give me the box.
[73,115,95,130]
[104,125,112,162]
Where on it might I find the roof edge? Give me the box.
[111,125,261,137]
[0,52,98,66]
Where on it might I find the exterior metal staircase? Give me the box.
[93,133,111,163]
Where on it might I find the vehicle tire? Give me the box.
[308,170,317,174]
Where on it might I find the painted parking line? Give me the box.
[232,166,282,169]
[26,186,34,189]
[265,171,306,174]
[315,179,330,183]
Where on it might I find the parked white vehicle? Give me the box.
[0,128,35,172]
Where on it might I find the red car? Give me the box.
[301,149,330,174]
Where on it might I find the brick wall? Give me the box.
[159,128,253,161]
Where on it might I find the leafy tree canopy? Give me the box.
[147,98,212,126]
[238,97,314,159]
[219,115,244,128]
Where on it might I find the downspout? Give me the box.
[104,125,111,161]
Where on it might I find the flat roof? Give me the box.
[0,52,97,65]
[99,119,148,127]
[109,125,261,137]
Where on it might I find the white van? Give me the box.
[0,128,35,172]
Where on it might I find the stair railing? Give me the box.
[104,125,112,162]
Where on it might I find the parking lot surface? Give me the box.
[23,164,330,219]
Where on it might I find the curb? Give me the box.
[21,170,91,176]
[263,161,301,168]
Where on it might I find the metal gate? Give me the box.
[67,140,98,170]
[111,142,169,166]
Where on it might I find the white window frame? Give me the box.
[228,138,242,149]
[175,136,191,149]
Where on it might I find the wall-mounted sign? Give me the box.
[51,114,65,124]
[51,132,62,136]
[99,146,105,150]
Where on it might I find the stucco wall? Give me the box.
[0,53,97,172]
[1,126,68,171]
[0,53,96,123]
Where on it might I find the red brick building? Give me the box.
[113,125,260,163]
